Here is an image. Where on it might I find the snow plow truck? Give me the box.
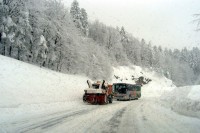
[83,80,113,104]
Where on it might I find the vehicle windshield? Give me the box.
[114,84,127,94]
[92,84,99,89]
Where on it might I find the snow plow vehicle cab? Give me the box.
[83,80,113,104]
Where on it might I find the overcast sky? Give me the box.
[64,0,200,49]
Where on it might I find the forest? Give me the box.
[0,0,200,86]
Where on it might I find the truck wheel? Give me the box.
[109,96,112,103]
[83,94,86,102]
[129,95,131,101]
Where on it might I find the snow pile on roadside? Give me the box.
[111,66,175,97]
[0,55,89,123]
[188,87,200,101]
[160,85,200,118]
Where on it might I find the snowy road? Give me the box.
[1,98,200,133]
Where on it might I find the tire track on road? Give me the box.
[17,107,98,133]
[102,106,127,133]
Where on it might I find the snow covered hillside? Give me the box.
[0,55,89,123]
[0,55,200,126]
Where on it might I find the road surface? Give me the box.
[1,98,200,133]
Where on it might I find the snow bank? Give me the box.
[111,66,175,97]
[161,85,200,118]
[188,86,200,101]
[0,55,89,123]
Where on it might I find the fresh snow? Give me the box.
[188,86,200,100]
[40,35,47,48]
[0,55,200,133]
[1,32,6,38]
[7,32,15,43]
[6,16,15,27]
[161,85,200,118]
[0,55,89,123]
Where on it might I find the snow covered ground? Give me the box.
[0,55,200,133]
[160,85,200,118]
[0,55,89,123]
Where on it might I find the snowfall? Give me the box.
[0,55,200,133]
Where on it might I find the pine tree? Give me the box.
[120,26,128,42]
[152,46,160,69]
[180,47,189,62]
[70,0,89,35]
[70,0,81,28]
[80,8,88,35]
[190,47,200,75]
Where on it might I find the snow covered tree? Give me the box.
[173,48,181,59]
[106,27,120,49]
[0,0,12,56]
[152,46,160,69]
[70,0,80,19]
[80,8,89,35]
[0,0,33,61]
[140,39,148,66]
[0,0,3,48]
[35,35,48,66]
[180,47,189,62]
[190,47,200,75]
[70,0,89,35]
[88,20,108,45]
[14,2,32,61]
[120,26,128,42]
[147,42,153,67]
[70,0,82,28]
[138,39,153,67]
[132,40,142,65]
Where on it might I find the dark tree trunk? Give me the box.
[42,61,45,67]
[57,51,62,71]
[0,32,2,43]
[56,63,59,71]
[17,48,20,60]
[9,46,12,56]
[59,62,63,72]
[3,44,5,55]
